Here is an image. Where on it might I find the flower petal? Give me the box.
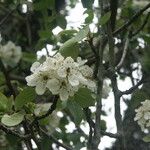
[57,66,66,78]
[68,75,79,86]
[35,82,46,95]
[47,78,60,94]
[59,88,69,101]
[30,62,41,72]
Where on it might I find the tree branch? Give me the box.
[106,14,126,149]
[116,36,129,70]
[132,12,150,37]
[0,124,30,139]
[101,130,120,139]
[121,77,145,95]
[113,3,150,36]
[110,0,119,31]
[40,127,73,150]
[30,96,58,126]
[0,7,15,27]
[83,108,94,149]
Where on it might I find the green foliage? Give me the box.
[0,0,150,149]
[56,15,67,29]
[73,88,95,108]
[15,87,36,110]
[0,92,12,112]
[143,135,150,143]
[74,25,89,42]
[84,9,94,24]
[99,12,111,26]
[59,26,89,58]
[22,52,36,63]
[1,112,24,127]
[67,100,84,125]
[59,38,79,59]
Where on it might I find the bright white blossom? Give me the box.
[0,41,22,67]
[134,99,150,131]
[26,53,96,101]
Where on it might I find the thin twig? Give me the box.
[30,96,58,126]
[101,130,120,139]
[132,12,150,37]
[121,77,145,95]
[0,8,15,27]
[40,127,73,150]
[83,108,94,149]
[0,124,30,139]
[116,36,129,70]
[113,2,150,36]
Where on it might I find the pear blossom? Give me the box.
[0,41,22,67]
[26,53,96,101]
[134,99,150,131]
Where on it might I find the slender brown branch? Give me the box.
[9,74,26,83]
[121,77,145,95]
[83,108,94,149]
[107,14,126,149]
[40,127,73,150]
[113,3,150,36]
[30,96,58,126]
[101,130,120,139]
[110,0,118,31]
[0,124,30,139]
[116,36,129,70]
[132,12,150,37]
[0,7,15,27]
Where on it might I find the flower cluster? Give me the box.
[26,53,96,101]
[134,99,150,131]
[0,41,22,67]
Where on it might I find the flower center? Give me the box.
[43,75,49,80]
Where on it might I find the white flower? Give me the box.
[134,99,150,131]
[26,53,96,101]
[0,41,22,67]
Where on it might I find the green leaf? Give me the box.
[1,112,24,127]
[67,100,84,125]
[84,9,94,24]
[34,0,55,10]
[59,38,79,59]
[56,15,67,29]
[74,88,95,108]
[22,52,36,63]
[57,29,77,42]
[143,135,150,143]
[99,12,111,26]
[59,26,89,58]
[34,103,52,116]
[81,0,94,8]
[74,25,89,42]
[15,87,36,110]
[0,92,10,112]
